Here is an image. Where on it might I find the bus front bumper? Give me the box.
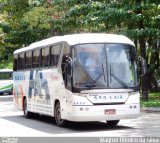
[64,103,140,122]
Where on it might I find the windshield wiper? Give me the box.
[93,63,106,84]
[93,72,104,83]
[110,64,129,88]
[111,72,128,88]
[75,82,96,89]
[85,83,96,89]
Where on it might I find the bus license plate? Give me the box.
[105,109,116,115]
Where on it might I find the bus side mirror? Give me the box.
[65,58,73,91]
[138,56,147,77]
[66,57,73,78]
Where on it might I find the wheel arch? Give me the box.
[54,99,60,116]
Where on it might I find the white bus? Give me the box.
[0,69,13,95]
[13,33,145,127]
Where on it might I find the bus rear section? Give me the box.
[0,69,13,95]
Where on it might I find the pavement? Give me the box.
[141,107,160,112]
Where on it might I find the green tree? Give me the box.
[60,0,159,99]
[0,0,159,99]
[0,0,30,56]
[0,0,58,51]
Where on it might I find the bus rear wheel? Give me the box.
[24,98,32,118]
[54,101,66,127]
[106,120,119,126]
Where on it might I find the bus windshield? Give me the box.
[72,43,138,89]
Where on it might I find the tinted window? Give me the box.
[18,53,25,70]
[41,47,50,67]
[13,54,18,71]
[33,50,40,68]
[26,52,32,69]
[72,43,138,89]
[0,72,12,80]
[50,44,62,66]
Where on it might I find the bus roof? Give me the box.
[0,69,13,72]
[14,33,135,54]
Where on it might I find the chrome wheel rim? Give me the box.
[55,102,63,126]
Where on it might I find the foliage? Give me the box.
[0,0,159,98]
[61,0,160,98]
[141,92,160,107]
[0,57,13,69]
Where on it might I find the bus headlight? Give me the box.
[80,107,84,111]
[85,107,89,111]
[79,107,89,111]
[129,105,137,109]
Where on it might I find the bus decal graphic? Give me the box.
[28,71,34,98]
[0,84,13,91]
[28,70,50,100]
[39,72,50,100]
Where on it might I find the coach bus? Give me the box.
[0,69,13,95]
[13,33,145,127]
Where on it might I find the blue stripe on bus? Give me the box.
[28,70,34,98]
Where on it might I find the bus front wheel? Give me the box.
[106,120,119,126]
[54,101,67,127]
[24,98,32,118]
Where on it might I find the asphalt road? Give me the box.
[0,95,160,137]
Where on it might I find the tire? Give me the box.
[54,101,67,127]
[106,120,119,126]
[9,88,13,95]
[24,98,32,118]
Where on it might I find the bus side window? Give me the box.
[33,50,40,68]
[26,51,32,69]
[5,72,9,79]
[24,53,27,69]
[21,53,25,70]
[50,44,62,66]
[0,73,4,80]
[45,47,50,67]
[13,54,18,71]
[18,55,21,70]
[41,48,49,68]
[10,72,13,79]
[18,53,24,70]
[41,48,45,67]
[0,73,1,80]
[26,52,29,69]
[50,46,54,66]
[1,73,5,80]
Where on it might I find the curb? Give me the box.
[141,107,160,112]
